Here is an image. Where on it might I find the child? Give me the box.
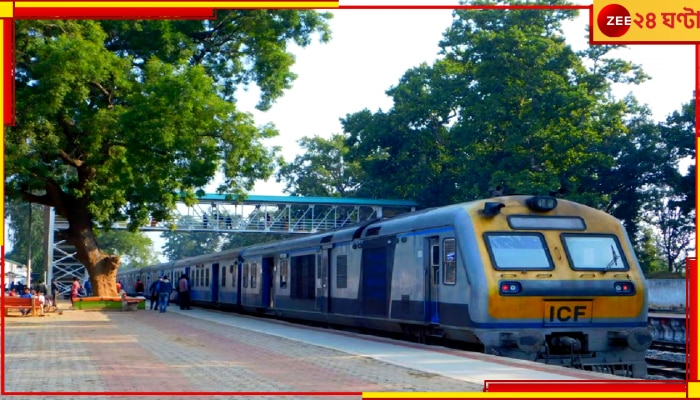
[37,291,46,314]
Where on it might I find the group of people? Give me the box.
[5,280,53,315]
[6,274,193,314]
[147,274,191,313]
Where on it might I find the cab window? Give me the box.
[561,234,629,271]
[484,233,553,270]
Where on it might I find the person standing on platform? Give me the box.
[70,277,81,309]
[84,279,92,296]
[148,278,160,310]
[51,279,59,308]
[158,276,172,313]
[178,274,191,310]
[135,279,145,297]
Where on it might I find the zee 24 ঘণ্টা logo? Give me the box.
[595,1,700,42]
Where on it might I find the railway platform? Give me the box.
[2,301,627,399]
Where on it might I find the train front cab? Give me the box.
[470,195,650,377]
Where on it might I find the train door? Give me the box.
[261,257,274,308]
[426,237,440,324]
[211,263,220,303]
[260,257,275,308]
[315,249,330,313]
[362,243,388,317]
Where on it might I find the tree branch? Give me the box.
[90,81,114,108]
[20,191,53,207]
[58,149,83,168]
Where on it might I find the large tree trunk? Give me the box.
[36,182,122,298]
[63,205,121,297]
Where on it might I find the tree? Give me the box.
[634,227,667,276]
[642,188,695,273]
[160,221,225,261]
[221,232,295,250]
[276,134,362,197]
[6,14,331,296]
[660,99,696,215]
[95,230,159,269]
[343,62,462,206]
[4,199,45,281]
[344,1,648,209]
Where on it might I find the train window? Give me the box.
[443,238,457,285]
[231,264,237,287]
[336,255,348,289]
[561,234,629,271]
[243,263,249,288]
[484,233,553,270]
[291,254,315,299]
[251,263,257,288]
[221,266,226,288]
[430,244,440,283]
[205,268,210,287]
[280,259,288,289]
[431,245,440,266]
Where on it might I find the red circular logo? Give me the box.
[597,4,631,37]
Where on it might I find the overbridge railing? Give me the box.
[46,194,418,289]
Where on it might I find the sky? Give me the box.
[231,7,696,196]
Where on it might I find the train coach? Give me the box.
[120,195,651,377]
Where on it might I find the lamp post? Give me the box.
[26,203,32,288]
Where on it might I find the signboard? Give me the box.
[592,0,700,44]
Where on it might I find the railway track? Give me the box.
[646,339,687,380]
[649,340,686,353]
[646,356,687,380]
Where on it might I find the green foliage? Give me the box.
[5,14,331,291]
[160,230,224,261]
[634,227,667,276]
[4,200,45,278]
[641,187,695,273]
[276,134,362,197]
[99,11,332,110]
[221,233,295,250]
[646,270,686,279]
[343,1,648,209]
[659,99,696,214]
[161,228,292,261]
[95,230,158,268]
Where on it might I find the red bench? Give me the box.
[3,297,41,317]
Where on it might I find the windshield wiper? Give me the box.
[605,245,619,269]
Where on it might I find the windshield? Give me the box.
[484,233,553,270]
[561,234,629,271]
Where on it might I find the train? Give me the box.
[118,195,651,377]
